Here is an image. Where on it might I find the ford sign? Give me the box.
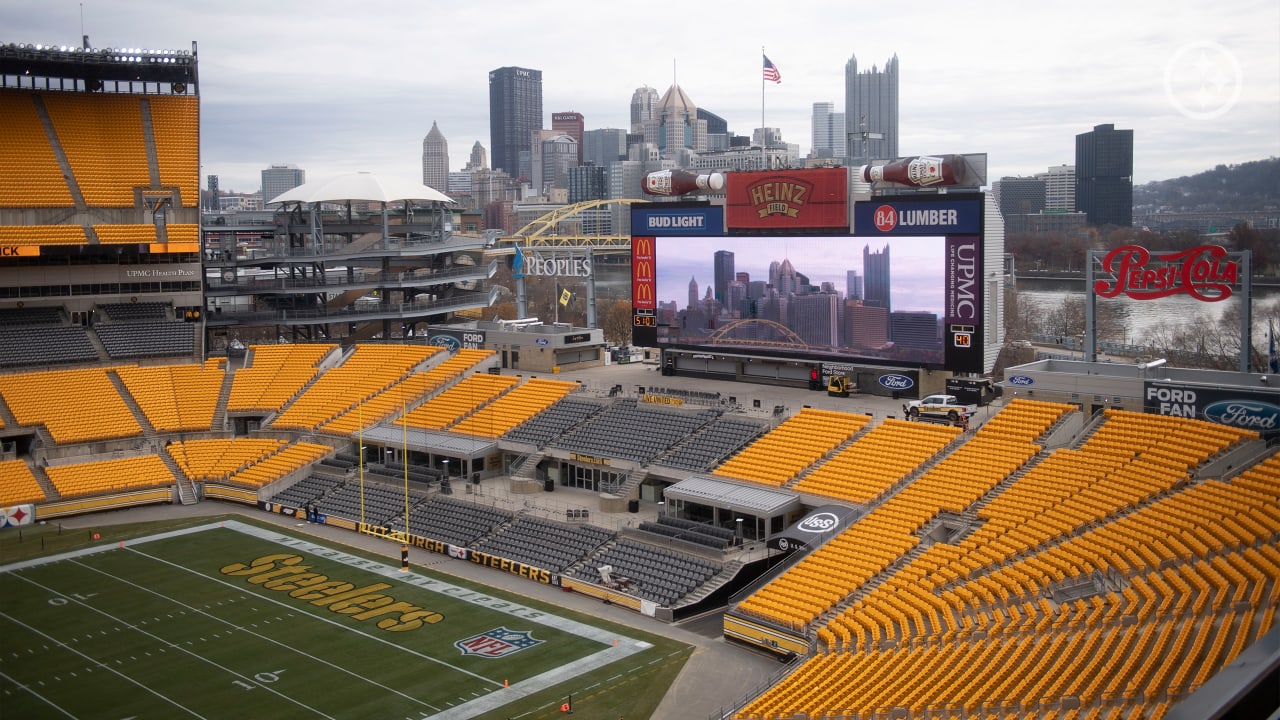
[1008,375,1035,386]
[796,512,840,534]
[429,335,462,352]
[1202,400,1280,431]
[878,374,914,390]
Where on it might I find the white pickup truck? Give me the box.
[906,394,978,421]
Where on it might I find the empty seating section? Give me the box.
[398,373,518,431]
[227,344,334,413]
[550,398,721,464]
[0,225,87,246]
[404,496,514,547]
[450,378,579,438]
[45,454,173,497]
[317,347,488,435]
[0,459,45,505]
[654,417,770,472]
[503,398,604,447]
[637,514,736,550]
[0,307,63,326]
[99,302,168,321]
[792,418,960,502]
[166,438,286,481]
[96,322,194,359]
[164,224,199,245]
[93,224,156,245]
[736,401,1070,631]
[571,539,722,606]
[268,475,344,509]
[220,442,332,488]
[714,408,869,486]
[474,516,613,572]
[0,91,74,206]
[0,368,141,443]
[732,402,1280,720]
[271,344,437,430]
[146,96,200,204]
[116,364,221,431]
[43,93,149,206]
[0,325,99,367]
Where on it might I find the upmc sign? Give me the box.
[853,198,982,236]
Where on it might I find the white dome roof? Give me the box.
[266,171,454,205]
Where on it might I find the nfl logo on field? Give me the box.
[454,627,543,658]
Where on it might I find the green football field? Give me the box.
[0,520,691,719]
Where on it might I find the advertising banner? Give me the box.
[726,168,849,231]
[427,328,486,351]
[1143,381,1280,433]
[853,196,983,236]
[632,204,724,236]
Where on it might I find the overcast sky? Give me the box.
[6,0,1278,194]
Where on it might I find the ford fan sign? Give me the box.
[878,374,914,390]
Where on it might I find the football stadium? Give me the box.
[1,40,1279,720]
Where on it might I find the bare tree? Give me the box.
[601,299,633,347]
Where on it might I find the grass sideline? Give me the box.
[0,516,694,720]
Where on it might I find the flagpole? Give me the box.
[761,46,766,171]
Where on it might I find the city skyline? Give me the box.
[655,236,946,316]
[9,1,1275,193]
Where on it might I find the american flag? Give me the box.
[763,54,781,83]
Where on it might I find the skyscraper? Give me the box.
[688,276,700,310]
[464,141,488,171]
[582,128,628,169]
[630,85,659,134]
[488,66,543,176]
[1075,123,1133,228]
[713,250,735,304]
[1038,164,1075,211]
[261,163,304,204]
[421,121,449,191]
[845,53,899,166]
[811,102,847,159]
[551,111,585,165]
[846,270,862,301]
[655,84,708,160]
[863,244,891,312]
[994,176,1047,217]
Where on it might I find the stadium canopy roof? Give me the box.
[664,475,801,517]
[266,171,453,206]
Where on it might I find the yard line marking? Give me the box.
[66,557,444,713]
[0,613,208,719]
[8,574,336,720]
[120,546,504,687]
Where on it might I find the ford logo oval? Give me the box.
[878,374,914,390]
[1202,400,1280,431]
[796,512,840,533]
[1008,375,1035,386]
[429,335,462,351]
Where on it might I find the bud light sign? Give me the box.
[632,206,723,236]
[878,374,914,390]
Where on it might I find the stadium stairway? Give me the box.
[28,463,60,502]
[107,371,157,434]
[212,366,235,432]
[84,325,110,362]
[158,450,198,505]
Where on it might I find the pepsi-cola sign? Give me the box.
[878,374,915,390]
